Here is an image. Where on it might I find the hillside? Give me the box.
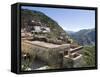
[21,9,69,44]
[67,28,95,45]
[82,45,95,67]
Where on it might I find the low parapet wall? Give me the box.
[69,46,83,53]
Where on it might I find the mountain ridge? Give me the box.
[66,28,95,45]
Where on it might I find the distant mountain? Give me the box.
[66,31,75,34]
[67,28,95,45]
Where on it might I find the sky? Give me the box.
[21,6,95,32]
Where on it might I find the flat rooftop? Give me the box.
[24,40,70,48]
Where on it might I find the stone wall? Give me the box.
[63,57,73,68]
[21,41,70,68]
[73,54,83,67]
[22,40,84,69]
